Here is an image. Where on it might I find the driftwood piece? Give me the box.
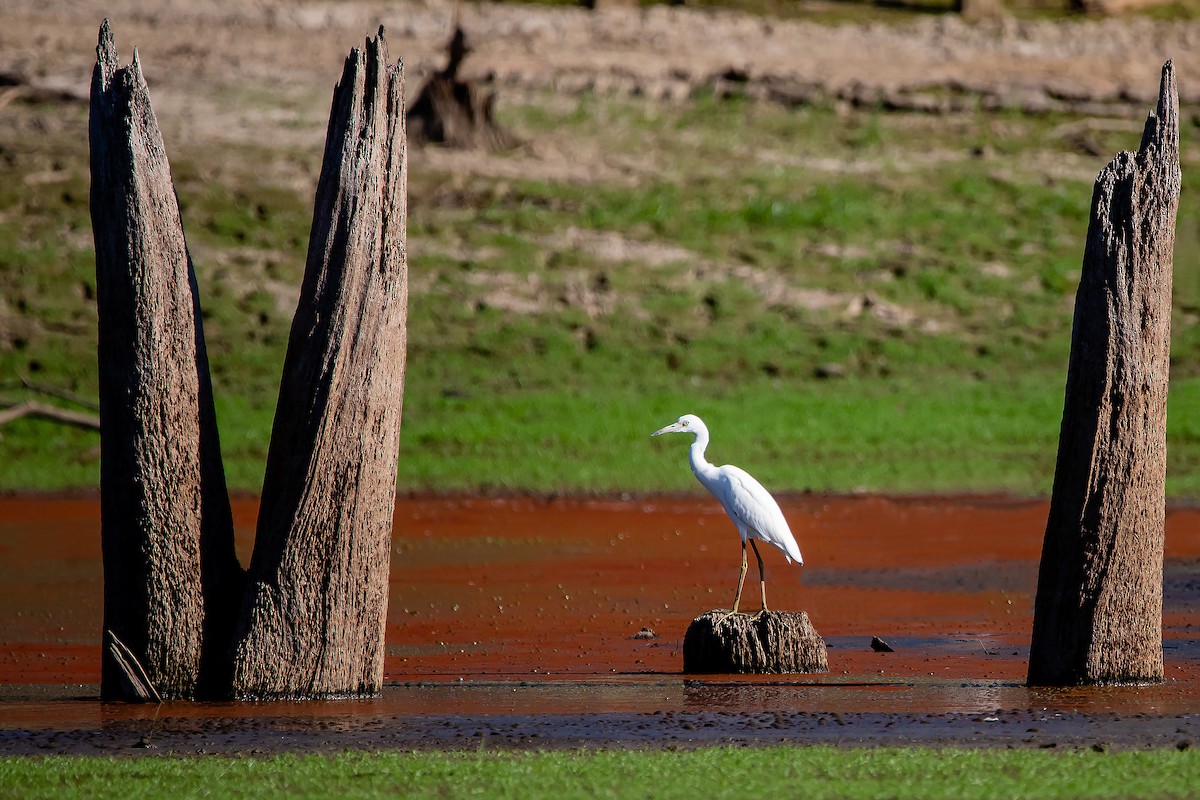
[13,375,100,411]
[0,71,90,110]
[0,378,101,431]
[1028,62,1180,686]
[104,629,162,704]
[89,20,243,701]
[0,401,100,431]
[683,610,828,674]
[406,25,517,151]
[232,28,408,699]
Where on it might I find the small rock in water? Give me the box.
[632,627,657,640]
[870,636,894,652]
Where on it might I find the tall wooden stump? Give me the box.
[232,28,408,699]
[1028,62,1180,686]
[90,20,242,701]
[683,610,828,674]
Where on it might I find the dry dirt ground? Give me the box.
[2,0,1199,165]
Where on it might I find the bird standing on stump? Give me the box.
[651,414,803,614]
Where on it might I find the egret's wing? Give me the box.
[719,465,786,538]
[718,465,803,565]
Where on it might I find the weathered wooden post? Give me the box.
[89,20,243,701]
[231,28,408,699]
[1028,62,1180,686]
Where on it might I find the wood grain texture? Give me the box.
[89,20,242,700]
[232,28,408,699]
[1028,62,1180,686]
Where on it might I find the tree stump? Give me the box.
[1027,62,1180,687]
[406,25,517,151]
[683,611,828,674]
[89,21,409,702]
[231,27,408,699]
[90,19,243,701]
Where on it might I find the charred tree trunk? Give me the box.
[683,611,828,674]
[231,28,408,699]
[89,20,243,701]
[1028,62,1180,686]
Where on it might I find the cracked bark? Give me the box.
[1028,62,1180,686]
[231,28,408,699]
[90,21,407,701]
[89,20,243,701]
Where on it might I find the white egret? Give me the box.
[651,414,803,615]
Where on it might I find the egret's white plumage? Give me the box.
[652,413,802,614]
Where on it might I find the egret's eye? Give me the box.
[682,420,689,427]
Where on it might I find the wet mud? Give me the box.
[1,494,1199,754]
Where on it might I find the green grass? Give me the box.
[2,90,1199,496]
[2,746,1199,799]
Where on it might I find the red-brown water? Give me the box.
[2,495,1199,752]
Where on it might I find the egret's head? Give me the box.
[651,413,705,438]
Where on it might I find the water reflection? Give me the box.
[675,675,1196,716]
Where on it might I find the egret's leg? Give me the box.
[750,540,767,614]
[732,539,748,614]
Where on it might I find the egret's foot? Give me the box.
[752,609,770,620]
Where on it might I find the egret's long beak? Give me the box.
[651,423,680,437]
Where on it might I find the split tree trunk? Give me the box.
[231,28,408,699]
[91,21,408,701]
[89,20,243,701]
[1027,62,1180,686]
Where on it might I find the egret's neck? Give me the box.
[688,429,720,487]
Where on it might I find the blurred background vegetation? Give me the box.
[1,1,1197,496]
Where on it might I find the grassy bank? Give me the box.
[2,88,1198,495]
[2,746,1199,799]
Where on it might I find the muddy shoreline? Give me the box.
[3,677,1200,753]
[1,494,1198,754]
[3,707,1199,755]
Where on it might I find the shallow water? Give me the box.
[2,494,1199,751]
